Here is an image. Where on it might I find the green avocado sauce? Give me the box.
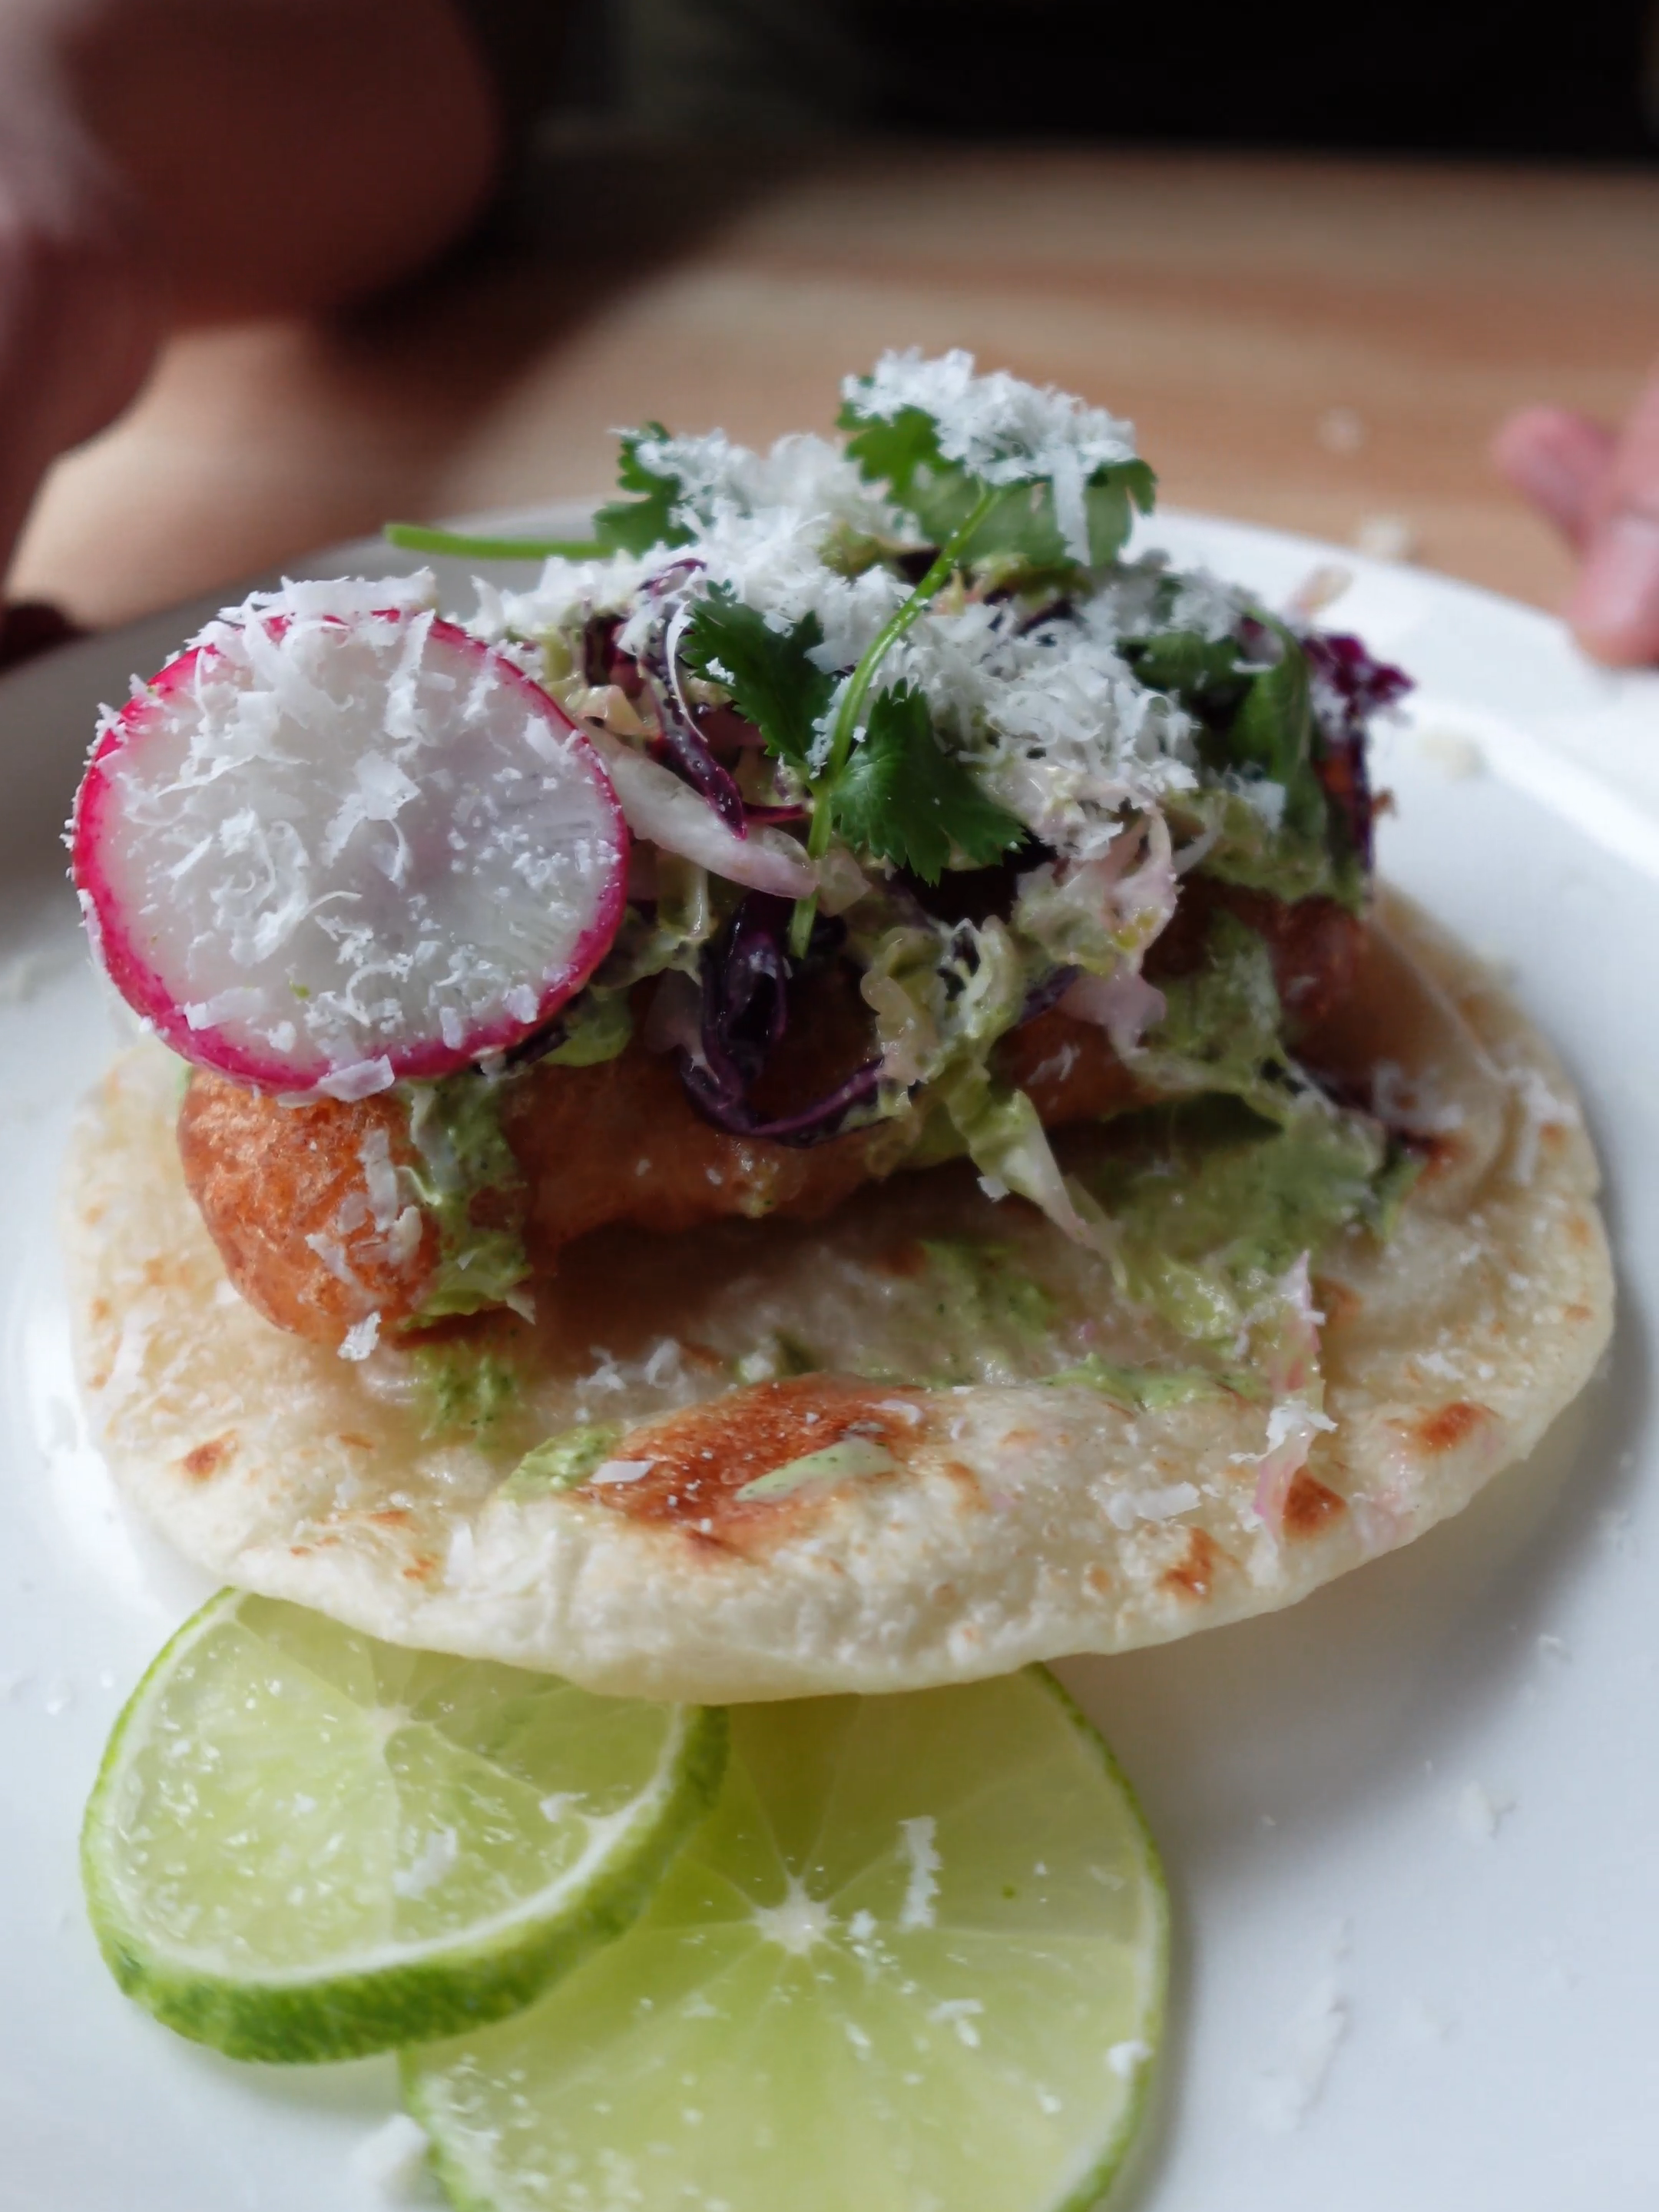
[1041,1357,1254,1410]
[412,1341,522,1441]
[402,1072,531,1323]
[1084,1093,1409,1348]
[502,1424,624,1498]
[538,988,634,1068]
[1137,911,1290,1112]
[919,1237,1057,1339]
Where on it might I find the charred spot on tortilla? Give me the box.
[1161,1527,1228,1601]
[1281,1471,1345,1537]
[179,1433,236,1482]
[579,1378,929,1540]
[1408,1401,1496,1456]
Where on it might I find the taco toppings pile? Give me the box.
[64,352,1610,1700]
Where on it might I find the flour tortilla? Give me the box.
[65,892,1612,1701]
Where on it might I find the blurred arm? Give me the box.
[0,0,506,578]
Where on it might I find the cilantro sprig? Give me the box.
[387,428,693,565]
[588,427,695,556]
[837,364,1157,573]
[779,480,1028,947]
[780,359,1161,939]
[677,488,1027,947]
[682,582,1022,903]
[391,367,1078,948]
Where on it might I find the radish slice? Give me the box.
[71,580,628,1096]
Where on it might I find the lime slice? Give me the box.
[407,1669,1167,2212]
[81,1591,727,2063]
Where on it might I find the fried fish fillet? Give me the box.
[177,889,1362,1346]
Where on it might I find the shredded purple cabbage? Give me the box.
[1018,964,1081,1025]
[647,720,747,834]
[1305,631,1412,728]
[591,575,816,840]
[1305,631,1411,873]
[632,597,745,836]
[677,896,883,1148]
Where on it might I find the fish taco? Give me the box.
[63,352,1611,1698]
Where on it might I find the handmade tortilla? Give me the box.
[64,892,1612,1700]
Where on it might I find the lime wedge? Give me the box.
[81,1591,727,2063]
[407,1669,1167,2212]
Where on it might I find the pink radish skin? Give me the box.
[71,586,628,1096]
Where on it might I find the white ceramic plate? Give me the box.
[3,512,1656,2212]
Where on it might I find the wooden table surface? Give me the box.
[12,145,1659,629]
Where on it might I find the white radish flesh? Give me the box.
[71,580,628,1095]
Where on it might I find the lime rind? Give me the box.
[1033,1667,1168,2212]
[81,1591,730,2064]
[405,1664,1169,2212]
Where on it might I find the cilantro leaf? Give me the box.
[1122,628,1250,714]
[831,683,1024,884]
[1076,460,1158,563]
[1231,622,1313,789]
[837,397,1156,569]
[680,588,834,775]
[839,406,981,541]
[591,425,694,555]
[1227,622,1333,849]
[391,426,695,563]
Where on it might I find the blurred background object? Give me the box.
[5,0,1659,631]
[616,0,1659,156]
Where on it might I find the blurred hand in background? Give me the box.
[0,0,502,591]
[1495,381,1659,665]
[0,7,156,591]
[2,0,1657,669]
